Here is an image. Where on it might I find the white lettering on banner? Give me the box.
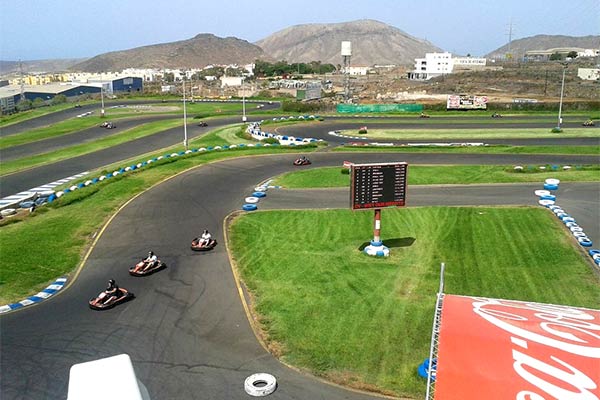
[512,349,598,400]
[516,392,546,400]
[472,298,600,358]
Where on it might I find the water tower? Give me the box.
[341,41,352,102]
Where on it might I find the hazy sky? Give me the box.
[2,0,599,61]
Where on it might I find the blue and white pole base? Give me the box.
[364,240,390,257]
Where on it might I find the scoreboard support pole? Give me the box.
[364,208,390,257]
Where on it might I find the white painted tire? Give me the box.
[534,190,551,196]
[244,373,277,397]
[1,208,17,217]
[255,186,268,192]
[573,231,588,238]
[538,199,554,206]
[570,226,584,233]
[545,178,560,185]
[245,196,260,204]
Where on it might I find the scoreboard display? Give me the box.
[350,162,408,210]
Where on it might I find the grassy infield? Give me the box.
[1,110,599,398]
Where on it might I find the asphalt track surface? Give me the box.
[1,109,599,399]
[1,153,599,400]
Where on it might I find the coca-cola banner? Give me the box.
[434,295,600,400]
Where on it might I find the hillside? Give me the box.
[256,19,443,66]
[0,59,87,76]
[486,34,600,59]
[71,34,270,72]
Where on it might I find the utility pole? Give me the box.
[505,19,515,60]
[557,62,568,130]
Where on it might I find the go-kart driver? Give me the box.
[104,279,122,304]
[200,230,212,247]
[142,251,158,272]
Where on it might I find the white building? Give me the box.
[578,68,600,81]
[341,66,372,76]
[408,52,486,80]
[220,76,243,87]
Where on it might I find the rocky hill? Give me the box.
[71,34,270,72]
[486,34,600,59]
[256,19,443,66]
[0,59,87,76]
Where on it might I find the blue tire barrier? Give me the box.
[588,249,600,257]
[239,144,246,147]
[178,151,185,155]
[223,145,229,149]
[540,194,556,201]
[562,217,575,223]
[417,358,437,381]
[535,190,551,196]
[578,237,593,247]
[19,200,34,208]
[544,184,559,191]
[130,165,136,170]
[242,204,258,211]
[545,178,560,185]
[595,258,600,266]
[252,191,266,198]
[191,148,199,152]
[47,194,56,203]
[63,189,71,194]
[35,197,47,206]
[245,196,260,204]
[77,183,85,189]
[92,178,99,183]
[207,147,213,151]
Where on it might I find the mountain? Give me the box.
[71,34,270,72]
[0,59,87,76]
[486,34,600,59]
[255,19,443,66]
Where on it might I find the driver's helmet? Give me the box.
[148,251,154,257]
[108,279,116,288]
[203,229,208,235]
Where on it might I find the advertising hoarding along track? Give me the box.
[350,162,408,210]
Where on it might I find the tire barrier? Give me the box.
[538,199,555,207]
[242,204,258,211]
[540,194,556,201]
[570,226,584,233]
[1,208,17,217]
[245,197,260,204]
[244,373,277,397]
[255,186,268,192]
[545,178,560,186]
[252,191,266,198]
[534,190,551,196]
[417,358,437,381]
[578,237,593,247]
[544,183,559,191]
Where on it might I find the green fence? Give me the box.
[336,104,423,113]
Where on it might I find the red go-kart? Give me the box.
[191,238,218,251]
[129,259,166,276]
[89,288,134,310]
[293,157,311,166]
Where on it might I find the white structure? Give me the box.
[577,68,600,81]
[68,354,150,400]
[341,66,372,75]
[408,52,487,80]
[220,76,243,88]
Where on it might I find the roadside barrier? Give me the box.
[0,277,67,314]
[536,181,596,266]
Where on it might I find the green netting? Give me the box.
[337,104,423,113]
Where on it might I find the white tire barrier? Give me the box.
[245,197,260,204]
[573,232,588,238]
[255,186,268,192]
[570,226,584,233]
[1,208,17,217]
[538,199,554,207]
[244,373,277,397]
[545,178,560,185]
[534,190,550,196]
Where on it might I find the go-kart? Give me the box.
[129,259,166,276]
[198,121,208,127]
[89,287,134,310]
[100,121,116,129]
[491,113,503,118]
[293,157,311,166]
[419,113,430,118]
[582,120,595,127]
[191,237,218,251]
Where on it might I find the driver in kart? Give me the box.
[299,155,308,163]
[200,229,212,247]
[104,279,121,304]
[142,251,158,272]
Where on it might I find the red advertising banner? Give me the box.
[434,295,600,400]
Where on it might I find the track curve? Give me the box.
[2,152,598,399]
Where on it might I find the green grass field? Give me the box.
[272,165,600,188]
[335,144,600,155]
[229,208,600,397]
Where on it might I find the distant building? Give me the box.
[524,48,600,61]
[408,52,486,80]
[220,76,244,88]
[341,66,372,76]
[578,68,600,81]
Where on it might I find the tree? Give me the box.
[51,94,67,105]
[549,52,563,61]
[32,97,45,108]
[567,51,578,59]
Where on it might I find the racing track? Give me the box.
[1,153,599,400]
